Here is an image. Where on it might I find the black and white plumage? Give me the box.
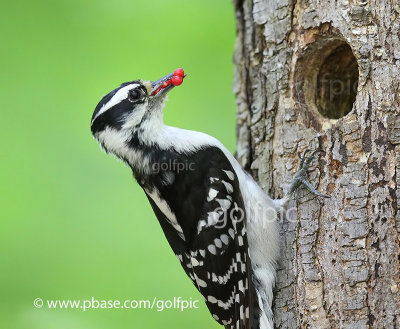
[90,71,327,329]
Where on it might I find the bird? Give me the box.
[90,69,328,329]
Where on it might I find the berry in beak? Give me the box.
[151,68,186,97]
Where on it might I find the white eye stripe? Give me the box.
[91,84,140,124]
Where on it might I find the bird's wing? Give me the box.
[145,146,258,328]
[146,195,195,280]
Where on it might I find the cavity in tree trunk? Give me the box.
[232,0,400,328]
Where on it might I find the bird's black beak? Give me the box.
[151,73,174,96]
[150,71,186,97]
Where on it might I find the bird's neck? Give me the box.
[97,122,221,176]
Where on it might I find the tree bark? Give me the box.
[232,0,400,328]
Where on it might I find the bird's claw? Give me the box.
[288,149,330,199]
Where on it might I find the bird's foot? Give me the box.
[287,149,330,199]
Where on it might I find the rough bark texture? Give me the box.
[232,0,400,328]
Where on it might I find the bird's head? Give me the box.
[90,70,185,142]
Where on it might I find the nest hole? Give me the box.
[316,44,359,119]
[295,39,359,121]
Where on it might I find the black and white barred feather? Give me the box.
[140,145,259,328]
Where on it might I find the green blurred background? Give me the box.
[0,1,236,328]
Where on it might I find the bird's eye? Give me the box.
[128,89,141,102]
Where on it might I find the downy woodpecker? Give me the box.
[90,69,327,329]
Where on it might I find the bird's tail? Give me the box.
[253,262,276,329]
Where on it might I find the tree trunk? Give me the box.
[232,0,400,328]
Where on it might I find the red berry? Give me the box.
[171,75,183,86]
[174,68,184,77]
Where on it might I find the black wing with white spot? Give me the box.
[142,146,258,329]
[189,165,256,328]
